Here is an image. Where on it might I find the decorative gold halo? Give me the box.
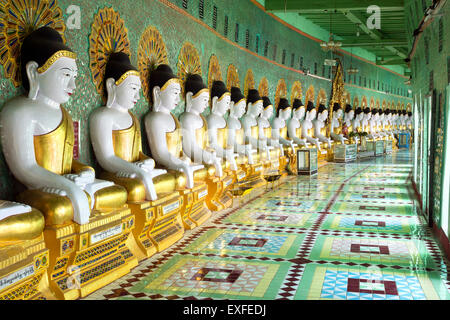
[226,64,240,91]
[361,96,368,109]
[387,101,391,110]
[207,54,222,89]
[290,81,303,105]
[258,77,269,97]
[177,41,202,98]
[376,99,380,110]
[0,0,66,87]
[353,97,360,109]
[316,88,327,109]
[305,85,315,105]
[342,90,351,106]
[401,102,405,111]
[382,100,387,111]
[244,69,255,97]
[406,103,412,112]
[370,97,375,109]
[89,7,131,98]
[138,25,168,103]
[397,102,401,111]
[275,79,287,109]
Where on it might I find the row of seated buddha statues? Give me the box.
[0,26,303,300]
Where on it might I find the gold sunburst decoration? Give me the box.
[89,7,130,98]
[387,101,391,110]
[305,85,315,105]
[353,97,359,109]
[406,103,412,112]
[244,69,255,97]
[0,0,66,87]
[361,96,368,110]
[369,97,375,110]
[226,64,240,91]
[207,54,222,89]
[382,100,387,111]
[177,41,202,95]
[316,88,327,110]
[290,81,302,105]
[401,102,405,111]
[376,99,380,110]
[275,79,287,108]
[342,90,351,107]
[396,102,401,111]
[137,25,168,103]
[258,77,269,97]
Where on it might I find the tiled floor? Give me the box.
[84,150,450,300]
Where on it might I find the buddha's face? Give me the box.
[214,94,231,116]
[190,91,210,114]
[306,109,316,121]
[335,109,343,119]
[294,107,305,120]
[356,113,364,121]
[250,100,263,117]
[35,57,78,104]
[281,107,292,120]
[159,81,181,111]
[318,110,328,122]
[113,75,141,110]
[346,110,354,121]
[233,100,246,118]
[380,114,385,121]
[263,106,273,119]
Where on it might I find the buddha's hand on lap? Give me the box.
[134,158,155,172]
[116,171,137,179]
[64,171,94,186]
[40,187,67,196]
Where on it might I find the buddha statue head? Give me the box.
[373,109,380,121]
[246,89,263,118]
[317,104,328,122]
[276,98,292,121]
[21,26,78,105]
[184,74,209,114]
[363,107,372,121]
[210,80,231,116]
[261,97,274,120]
[305,101,317,121]
[355,107,364,121]
[344,104,354,122]
[379,109,386,122]
[402,110,407,122]
[230,87,246,118]
[408,111,412,121]
[149,64,181,112]
[292,99,305,121]
[332,102,343,120]
[104,52,141,111]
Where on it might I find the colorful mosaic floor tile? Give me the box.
[83,150,450,301]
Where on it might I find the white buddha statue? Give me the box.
[329,103,346,144]
[361,107,373,138]
[0,27,128,226]
[89,52,170,202]
[406,111,413,130]
[144,64,205,190]
[206,80,238,171]
[302,101,321,150]
[272,98,297,151]
[343,104,359,144]
[257,95,282,158]
[313,104,332,149]
[227,87,256,164]
[287,98,308,147]
[353,107,364,134]
[179,74,223,178]
[368,109,380,139]
[241,89,270,159]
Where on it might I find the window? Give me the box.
[439,18,443,53]
[299,56,304,69]
[182,0,188,9]
[273,44,277,61]
[245,29,250,49]
[425,37,430,65]
[235,23,239,42]
[322,65,325,77]
[282,49,286,65]
[429,70,434,91]
[212,6,217,30]
[198,0,204,19]
[264,41,269,57]
[314,62,317,75]
[255,34,260,54]
[290,53,295,68]
[224,15,228,36]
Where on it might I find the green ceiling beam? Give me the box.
[340,40,408,47]
[376,58,406,65]
[265,0,404,12]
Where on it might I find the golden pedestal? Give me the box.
[0,234,53,300]
[128,191,185,260]
[181,183,212,229]
[44,206,138,300]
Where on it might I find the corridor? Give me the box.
[84,150,450,300]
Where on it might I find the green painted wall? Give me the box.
[406,0,449,236]
[0,0,411,199]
